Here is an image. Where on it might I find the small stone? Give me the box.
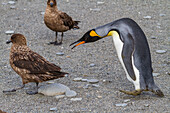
[153,73,160,77]
[70,98,82,101]
[115,103,128,107]
[151,37,157,39]
[87,79,99,84]
[38,83,70,96]
[66,90,77,97]
[156,50,167,54]
[8,1,15,5]
[56,52,64,56]
[97,1,105,5]
[90,8,100,11]
[47,81,55,84]
[143,16,151,19]
[83,84,90,89]
[81,79,88,82]
[159,14,166,17]
[73,77,82,81]
[144,104,150,107]
[10,6,16,9]
[2,3,7,5]
[55,95,65,99]
[92,84,100,87]
[97,96,102,98]
[50,107,58,111]
[41,12,45,15]
[90,63,95,67]
[66,56,71,58]
[124,99,130,103]
[5,30,14,35]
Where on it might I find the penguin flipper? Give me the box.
[121,33,136,81]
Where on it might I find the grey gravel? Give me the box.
[0,0,169,112]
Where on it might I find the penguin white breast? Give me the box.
[111,31,140,90]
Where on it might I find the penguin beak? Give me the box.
[70,41,85,49]
[6,40,12,44]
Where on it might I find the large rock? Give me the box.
[38,83,70,96]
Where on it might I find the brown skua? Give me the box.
[44,0,80,45]
[3,34,68,95]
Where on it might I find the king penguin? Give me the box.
[70,18,164,97]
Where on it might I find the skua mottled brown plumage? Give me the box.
[3,34,68,95]
[44,0,80,45]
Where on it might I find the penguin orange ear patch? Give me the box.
[90,30,101,37]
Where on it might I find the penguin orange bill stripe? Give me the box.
[71,41,85,49]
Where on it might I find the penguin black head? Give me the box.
[70,29,102,49]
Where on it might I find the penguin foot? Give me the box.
[119,89,142,96]
[151,89,164,97]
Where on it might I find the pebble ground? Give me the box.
[0,0,169,112]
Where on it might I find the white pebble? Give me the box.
[90,8,100,11]
[153,73,160,77]
[50,107,58,111]
[41,12,45,15]
[97,1,105,5]
[92,84,100,87]
[87,79,99,84]
[143,16,152,19]
[90,63,95,67]
[8,1,15,5]
[10,6,16,9]
[70,98,82,101]
[156,50,167,54]
[66,90,77,97]
[56,52,64,56]
[55,95,65,99]
[115,103,128,107]
[159,14,166,17]
[73,77,82,81]
[81,79,88,82]
[5,30,14,35]
[124,99,130,103]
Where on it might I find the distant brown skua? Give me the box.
[3,34,68,95]
[44,0,80,45]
